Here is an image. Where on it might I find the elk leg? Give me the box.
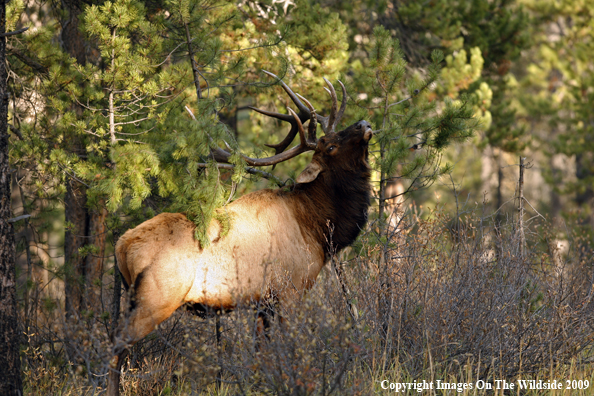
[123,267,193,343]
[254,301,276,351]
[215,312,222,390]
[106,348,128,396]
[108,270,190,395]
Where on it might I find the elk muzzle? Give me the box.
[360,121,373,142]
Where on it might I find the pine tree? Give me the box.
[520,0,594,243]
[328,0,531,213]
[0,0,23,393]
[349,26,478,227]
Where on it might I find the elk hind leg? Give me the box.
[122,267,191,343]
[109,269,190,393]
[106,348,128,396]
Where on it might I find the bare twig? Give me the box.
[8,214,31,223]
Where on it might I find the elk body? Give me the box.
[107,72,373,395]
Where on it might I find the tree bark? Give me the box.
[495,151,503,223]
[64,177,88,316]
[60,0,86,65]
[517,156,526,258]
[575,153,594,226]
[60,0,109,316]
[0,0,23,393]
[85,204,107,311]
[575,152,594,258]
[384,174,404,231]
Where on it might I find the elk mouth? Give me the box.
[356,121,372,145]
[358,123,373,167]
[363,126,373,143]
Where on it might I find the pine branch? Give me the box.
[196,163,285,187]
[0,26,29,37]
[6,44,48,76]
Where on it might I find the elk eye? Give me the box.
[328,145,336,152]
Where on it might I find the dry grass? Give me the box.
[20,205,594,395]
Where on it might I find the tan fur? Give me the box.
[116,189,325,343]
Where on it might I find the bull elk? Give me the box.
[107,71,373,395]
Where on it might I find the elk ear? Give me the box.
[296,162,322,184]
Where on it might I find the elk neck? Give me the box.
[286,163,371,260]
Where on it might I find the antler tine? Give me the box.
[239,103,316,164]
[252,70,312,155]
[197,90,316,167]
[248,106,294,123]
[323,77,338,134]
[248,106,299,154]
[335,80,347,127]
[286,108,306,146]
[262,71,311,116]
[211,71,358,167]
[295,93,318,144]
[210,138,314,167]
[235,93,318,165]
[287,108,317,149]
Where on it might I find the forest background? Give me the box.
[1,0,594,395]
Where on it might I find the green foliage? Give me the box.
[10,3,594,394]
[350,26,478,220]
[519,0,594,232]
[283,1,349,62]
[333,0,532,218]
[8,0,364,251]
[9,0,528,243]
[440,47,484,94]
[54,0,182,213]
[6,0,25,31]
[439,47,493,139]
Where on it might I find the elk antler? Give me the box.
[249,70,314,155]
[317,77,347,134]
[208,98,317,167]
[250,71,347,151]
[205,71,348,167]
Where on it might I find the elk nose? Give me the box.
[358,120,373,141]
[357,120,371,129]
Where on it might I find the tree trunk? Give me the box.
[495,151,503,224]
[575,152,594,224]
[384,174,404,232]
[64,177,88,316]
[60,0,86,65]
[517,156,526,258]
[60,0,109,317]
[575,152,594,258]
[0,0,24,393]
[85,204,108,311]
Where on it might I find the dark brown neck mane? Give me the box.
[286,163,371,260]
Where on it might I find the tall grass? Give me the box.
[21,204,594,395]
